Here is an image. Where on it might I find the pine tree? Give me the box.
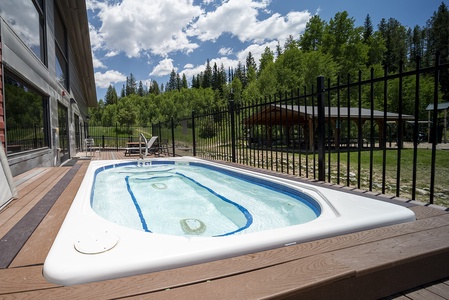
[203,59,212,88]
[181,73,188,89]
[427,2,449,99]
[212,62,220,91]
[378,18,408,72]
[137,81,144,96]
[363,14,373,43]
[246,52,257,74]
[105,84,118,105]
[126,73,137,95]
[176,73,181,91]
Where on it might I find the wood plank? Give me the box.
[410,205,449,220]
[402,288,447,300]
[3,255,356,299]
[426,280,449,299]
[329,225,449,276]
[0,168,68,235]
[0,164,82,268]
[0,266,57,294]
[10,162,89,267]
[293,251,449,300]
[14,168,50,190]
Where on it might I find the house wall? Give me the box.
[0,0,93,176]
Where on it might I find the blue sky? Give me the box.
[87,0,447,101]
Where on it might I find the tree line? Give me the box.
[89,3,449,128]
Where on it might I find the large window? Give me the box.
[54,6,69,89]
[4,71,50,155]
[0,0,47,64]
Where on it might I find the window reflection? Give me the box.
[4,71,49,154]
[55,6,69,89]
[0,0,46,64]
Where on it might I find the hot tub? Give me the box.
[43,157,415,285]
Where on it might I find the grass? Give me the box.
[330,149,449,207]
[194,143,449,207]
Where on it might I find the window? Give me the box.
[54,6,68,89]
[0,0,47,64]
[4,71,50,154]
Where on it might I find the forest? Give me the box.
[88,2,449,128]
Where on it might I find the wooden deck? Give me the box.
[1,149,449,299]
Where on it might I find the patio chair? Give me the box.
[140,134,159,156]
[84,138,95,157]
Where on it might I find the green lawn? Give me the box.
[328,149,449,206]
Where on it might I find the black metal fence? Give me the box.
[88,55,448,206]
[172,55,448,206]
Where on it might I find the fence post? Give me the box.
[171,117,175,157]
[115,123,118,151]
[192,111,196,156]
[317,76,325,182]
[229,99,236,163]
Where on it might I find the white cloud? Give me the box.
[236,41,278,65]
[105,50,120,58]
[88,23,104,51]
[187,0,310,43]
[219,47,233,56]
[94,70,127,88]
[91,0,203,58]
[150,58,176,76]
[92,52,106,69]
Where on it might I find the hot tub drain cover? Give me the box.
[74,230,119,254]
[180,219,206,235]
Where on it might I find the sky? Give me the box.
[87,0,448,101]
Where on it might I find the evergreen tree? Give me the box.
[203,59,212,88]
[137,81,145,96]
[167,69,177,91]
[104,84,118,105]
[246,52,257,73]
[378,18,408,72]
[427,2,449,99]
[299,15,325,51]
[363,14,373,43]
[126,73,137,95]
[212,62,220,91]
[220,64,227,86]
[120,84,126,98]
[259,47,275,75]
[149,80,160,95]
[176,73,182,91]
[181,73,188,89]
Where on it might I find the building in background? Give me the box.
[0,0,96,176]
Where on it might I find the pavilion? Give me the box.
[243,104,415,149]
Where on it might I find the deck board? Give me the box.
[10,162,89,268]
[0,150,448,299]
[0,164,81,268]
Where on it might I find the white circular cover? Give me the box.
[74,230,119,254]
